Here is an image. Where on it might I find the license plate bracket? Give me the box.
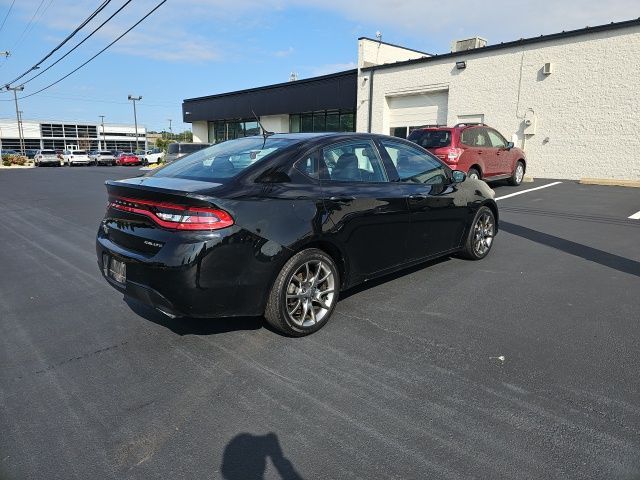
[103,254,126,285]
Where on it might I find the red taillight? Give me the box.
[108,196,234,231]
[444,148,463,163]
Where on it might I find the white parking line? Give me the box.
[495,182,562,201]
[629,210,640,220]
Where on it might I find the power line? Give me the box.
[15,0,167,101]
[10,0,47,51]
[4,0,113,86]
[19,0,134,87]
[0,0,16,35]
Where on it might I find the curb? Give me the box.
[579,178,640,188]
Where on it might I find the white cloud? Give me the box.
[274,46,294,57]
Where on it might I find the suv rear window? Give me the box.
[153,137,295,182]
[408,129,451,149]
[41,150,56,155]
[100,151,112,155]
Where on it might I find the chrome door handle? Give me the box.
[408,194,427,200]
[329,196,355,202]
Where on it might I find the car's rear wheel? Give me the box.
[508,161,525,186]
[265,248,339,336]
[467,168,480,180]
[460,206,495,260]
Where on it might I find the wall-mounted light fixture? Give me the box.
[455,60,467,70]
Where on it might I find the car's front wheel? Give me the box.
[508,161,525,186]
[460,206,496,260]
[265,248,339,336]
[467,168,481,180]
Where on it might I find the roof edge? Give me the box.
[183,69,358,104]
[361,17,640,72]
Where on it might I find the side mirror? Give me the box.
[452,170,466,183]
[505,141,514,150]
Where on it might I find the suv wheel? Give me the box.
[508,161,525,186]
[460,206,496,260]
[265,248,339,336]
[467,168,481,180]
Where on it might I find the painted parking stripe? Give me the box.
[629,210,640,220]
[495,182,562,201]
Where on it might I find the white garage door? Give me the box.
[387,90,449,130]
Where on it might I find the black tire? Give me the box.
[467,168,481,181]
[265,248,340,336]
[508,160,525,186]
[459,206,496,260]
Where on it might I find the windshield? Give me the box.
[152,137,295,182]
[41,150,56,155]
[73,151,87,155]
[408,130,452,149]
[100,151,112,155]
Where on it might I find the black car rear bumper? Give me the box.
[96,225,290,319]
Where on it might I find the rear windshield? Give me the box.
[73,150,87,155]
[100,151,112,155]
[41,150,56,155]
[408,129,452,149]
[152,137,295,182]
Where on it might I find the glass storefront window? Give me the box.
[289,114,301,133]
[313,112,326,132]
[340,113,354,132]
[301,114,313,132]
[326,112,340,131]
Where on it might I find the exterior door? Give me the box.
[320,139,411,280]
[377,139,469,259]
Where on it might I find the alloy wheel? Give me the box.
[515,163,524,184]
[472,212,494,257]
[285,260,335,327]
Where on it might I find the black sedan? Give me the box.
[96,133,498,336]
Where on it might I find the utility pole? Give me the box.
[128,95,142,151]
[167,118,172,140]
[99,115,106,150]
[6,85,25,155]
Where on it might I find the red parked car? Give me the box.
[116,152,141,166]
[408,123,526,185]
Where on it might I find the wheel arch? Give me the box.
[295,240,348,290]
[469,164,483,178]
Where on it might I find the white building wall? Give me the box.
[260,114,289,133]
[358,26,640,180]
[192,121,208,143]
[358,38,428,68]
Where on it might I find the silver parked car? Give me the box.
[90,150,117,166]
[34,149,62,167]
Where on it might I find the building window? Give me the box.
[207,118,266,144]
[289,110,355,134]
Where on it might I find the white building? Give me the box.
[0,118,147,152]
[357,19,640,180]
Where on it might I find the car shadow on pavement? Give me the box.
[340,256,452,301]
[221,432,304,480]
[125,297,264,336]
[500,221,640,277]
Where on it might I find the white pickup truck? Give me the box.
[139,148,165,165]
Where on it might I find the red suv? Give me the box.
[408,123,526,185]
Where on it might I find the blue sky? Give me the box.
[0,0,638,132]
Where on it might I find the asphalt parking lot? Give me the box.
[1,166,639,480]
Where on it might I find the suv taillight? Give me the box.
[445,148,463,163]
[108,196,234,231]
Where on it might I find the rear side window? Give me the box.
[153,137,295,182]
[322,140,387,183]
[409,130,452,149]
[461,128,490,147]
